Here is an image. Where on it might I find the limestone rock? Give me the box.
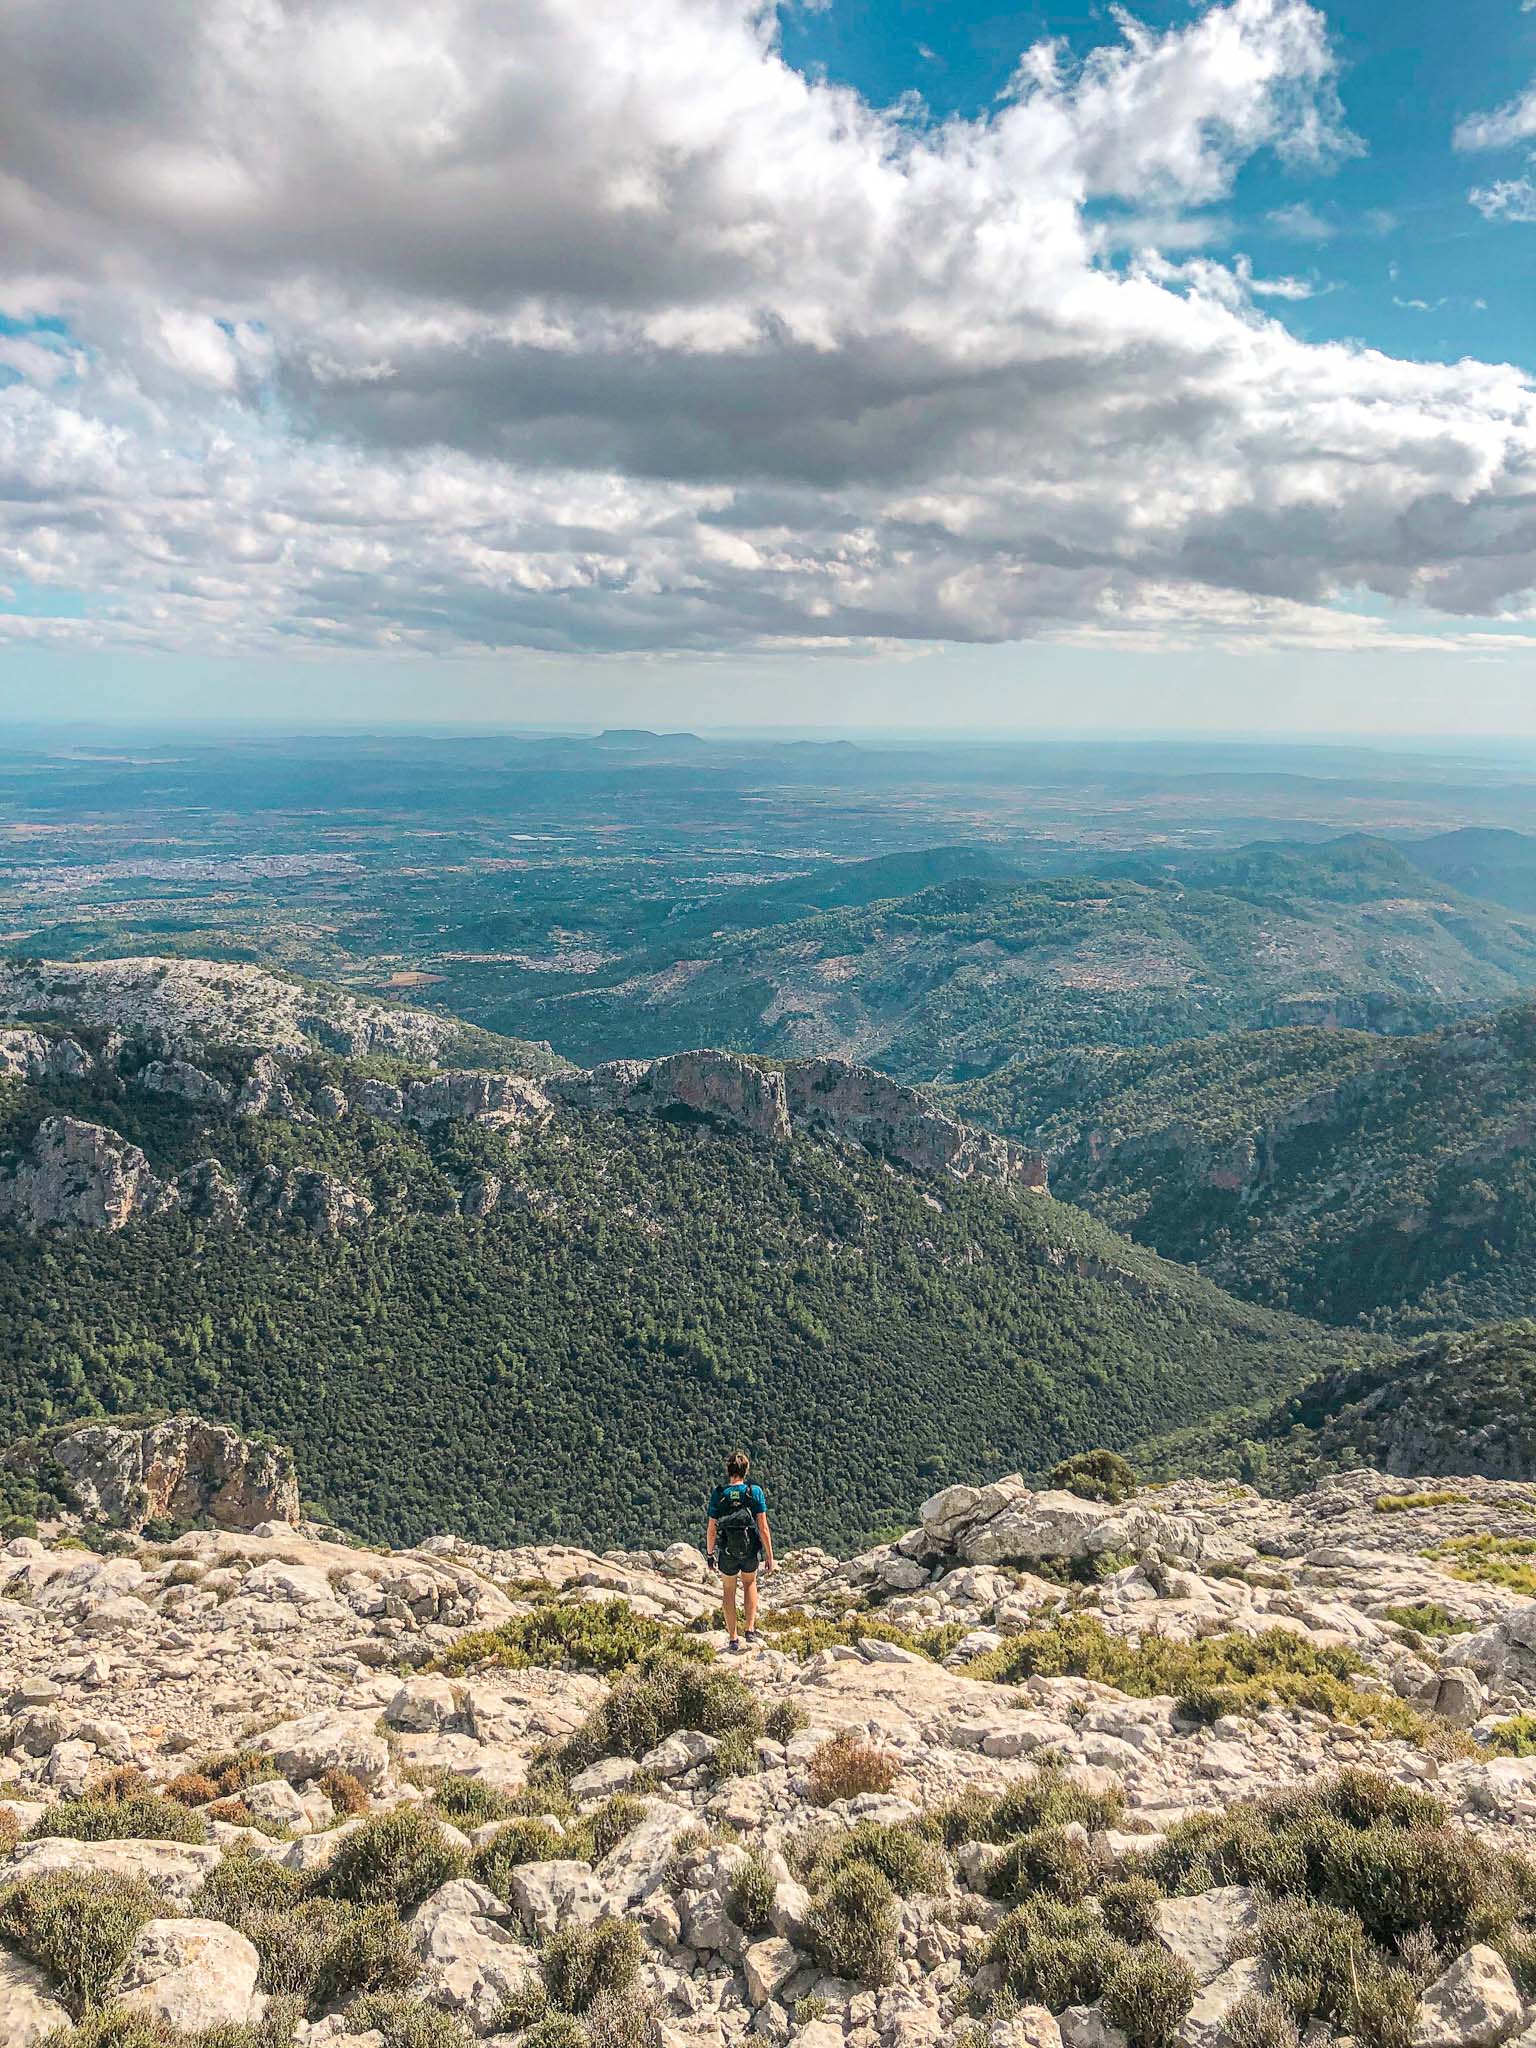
[116,1917,261,2031]
[0,1945,72,2047]
[1413,1945,1525,2048]
[411,1878,540,2031]
[1176,1958,1270,2048]
[49,1414,299,1530]
[5,1837,221,1906]
[0,1115,177,1231]
[782,1060,1048,1190]
[248,1708,392,1788]
[745,1938,801,2007]
[1155,1887,1259,1987]
[139,1059,232,1106]
[553,1051,791,1143]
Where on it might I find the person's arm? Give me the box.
[755,1496,774,1575]
[705,1513,719,1570]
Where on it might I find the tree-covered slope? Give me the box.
[0,1051,1355,1551]
[946,1004,1536,1334]
[500,836,1536,1078]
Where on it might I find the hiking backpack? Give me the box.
[715,1484,761,1574]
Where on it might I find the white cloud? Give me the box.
[1469,176,1536,223]
[1455,85,1536,152]
[0,0,1532,668]
[1266,200,1335,238]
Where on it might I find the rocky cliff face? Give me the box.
[551,1050,792,1142]
[0,1028,94,1082]
[46,1415,300,1532]
[0,1116,178,1231]
[784,1059,1048,1189]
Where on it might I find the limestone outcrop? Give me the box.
[0,1115,177,1230]
[784,1058,1048,1187]
[46,1414,301,1531]
[552,1049,793,1142]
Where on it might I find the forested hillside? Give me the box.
[497,837,1536,1078]
[947,1005,1536,1333]
[0,1032,1354,1549]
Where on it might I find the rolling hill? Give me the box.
[946,1002,1536,1333]
[493,836,1536,1079]
[0,958,1361,1548]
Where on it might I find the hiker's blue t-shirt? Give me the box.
[708,1482,767,1522]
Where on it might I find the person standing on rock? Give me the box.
[705,1450,774,1652]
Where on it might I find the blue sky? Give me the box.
[0,0,1534,732]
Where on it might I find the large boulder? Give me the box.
[115,1918,261,2031]
[411,1878,540,2032]
[247,1709,392,1789]
[49,1414,299,1531]
[4,1838,221,1907]
[1155,1888,1259,1988]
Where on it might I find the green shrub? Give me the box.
[344,1992,475,2048]
[729,1851,778,1932]
[318,1807,467,1912]
[516,2017,588,2048]
[1257,1896,1373,2027]
[1102,1947,1197,2048]
[585,1986,663,2048]
[968,1618,1458,1747]
[1485,1715,1536,1758]
[473,1818,571,1894]
[1099,1874,1164,1945]
[192,1847,303,1927]
[764,1701,808,1746]
[794,1995,830,2027]
[432,1600,674,1678]
[317,1767,371,1817]
[428,1773,516,1827]
[584,1793,649,1863]
[707,1725,760,1785]
[555,1650,758,1775]
[1425,1536,1536,1597]
[805,1734,900,1805]
[804,1861,899,1987]
[0,1869,158,2016]
[540,1920,644,2015]
[987,1825,1095,1905]
[754,1609,966,1664]
[993,1763,1127,1837]
[988,1897,1123,2008]
[1373,1491,1467,1514]
[27,1793,208,1846]
[1380,1604,1474,1637]
[39,1999,304,2048]
[1220,1994,1302,2048]
[797,1820,948,1898]
[244,1899,419,2013]
[1050,1450,1137,1505]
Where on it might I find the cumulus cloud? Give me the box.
[0,0,1533,664]
[1455,85,1536,153]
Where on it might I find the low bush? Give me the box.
[317,1766,371,1817]
[988,1897,1123,2009]
[926,1763,1126,1847]
[585,1986,663,2048]
[728,1851,778,1932]
[540,1920,644,2015]
[1380,1604,1474,1637]
[986,1825,1096,1906]
[805,1734,900,1805]
[764,1701,808,1746]
[706,1725,760,1784]
[796,1820,949,1898]
[1485,1715,1536,1758]
[555,1650,758,1776]
[431,1600,674,1678]
[27,1791,208,1846]
[0,1805,19,1857]
[1425,1536,1536,1598]
[971,1615,1465,1750]
[244,1898,419,2012]
[318,1806,467,1912]
[473,1818,571,1894]
[1099,1874,1164,1945]
[344,1992,474,2048]
[753,1609,966,1664]
[165,1753,278,1807]
[1222,1995,1302,2048]
[192,1847,303,1927]
[516,2017,588,2048]
[428,1773,516,1827]
[584,1793,649,1863]
[1101,1947,1197,2048]
[0,1868,159,2016]
[38,1999,304,2047]
[804,1861,899,1986]
[1051,1449,1137,1505]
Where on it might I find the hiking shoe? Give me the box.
[726,1638,743,1654]
[745,1630,764,1646]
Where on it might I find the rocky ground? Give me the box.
[7,1434,1536,2047]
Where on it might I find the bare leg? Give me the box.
[722,1574,740,1640]
[743,1574,759,1632]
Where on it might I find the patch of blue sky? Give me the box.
[0,581,88,620]
[778,0,1535,375]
